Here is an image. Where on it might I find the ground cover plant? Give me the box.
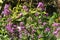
[0,0,60,40]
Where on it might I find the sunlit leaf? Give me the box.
[0,0,3,3]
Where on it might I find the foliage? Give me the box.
[0,0,60,40]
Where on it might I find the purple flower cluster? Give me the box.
[3,2,60,39]
[53,31,58,35]
[52,22,60,27]
[6,22,13,33]
[53,27,60,35]
[5,22,26,38]
[2,4,11,16]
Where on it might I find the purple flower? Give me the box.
[19,12,23,16]
[2,9,10,16]
[43,22,47,26]
[52,23,59,27]
[4,4,10,9]
[44,27,50,32]
[23,5,27,9]
[35,12,39,16]
[19,22,26,30]
[13,25,17,28]
[1,4,11,16]
[6,26,11,31]
[37,2,44,8]
[53,31,58,35]
[21,26,25,30]
[6,23,13,33]
[23,5,29,12]
[24,8,29,12]
[20,22,24,26]
[10,28,14,33]
[37,2,44,10]
[32,29,36,34]
[57,27,60,31]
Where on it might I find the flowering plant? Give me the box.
[0,1,60,40]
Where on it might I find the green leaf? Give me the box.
[57,39,60,40]
[31,11,36,14]
[0,0,3,3]
[49,13,57,25]
[37,30,41,34]
[38,38,43,40]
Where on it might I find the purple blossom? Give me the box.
[24,8,29,12]
[44,27,50,32]
[23,5,29,12]
[52,23,59,27]
[4,4,10,9]
[57,27,60,31]
[37,2,44,10]
[35,12,39,16]
[1,4,11,16]
[19,22,26,30]
[32,29,36,34]
[43,22,47,26]
[13,24,17,27]
[53,31,58,35]
[23,5,27,9]
[10,28,14,33]
[21,26,25,30]
[20,22,24,26]
[6,23,13,33]
[37,2,44,8]
[6,26,11,31]
[2,9,10,16]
